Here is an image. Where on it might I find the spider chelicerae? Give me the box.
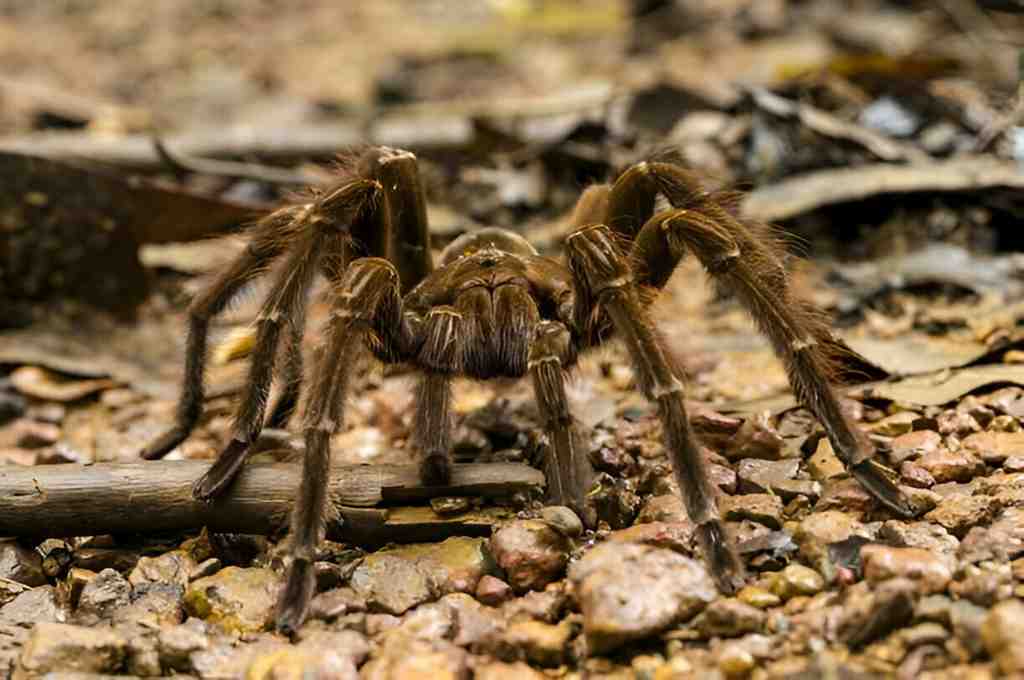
[143,146,914,633]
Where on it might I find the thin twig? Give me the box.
[153,138,322,186]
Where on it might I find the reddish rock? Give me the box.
[475,575,513,607]
[569,542,715,654]
[795,511,869,562]
[962,431,1024,465]
[900,461,936,488]
[607,521,696,553]
[636,494,688,524]
[723,414,783,461]
[916,449,985,484]
[924,495,997,538]
[860,545,952,594]
[890,430,942,464]
[489,521,569,593]
[815,478,876,514]
[719,494,784,529]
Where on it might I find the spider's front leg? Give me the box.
[614,162,914,517]
[528,320,595,520]
[565,224,745,593]
[412,306,461,485]
[276,256,405,634]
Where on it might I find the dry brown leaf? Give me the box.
[9,366,117,402]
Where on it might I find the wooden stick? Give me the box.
[0,461,544,544]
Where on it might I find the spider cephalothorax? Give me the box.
[143,146,914,633]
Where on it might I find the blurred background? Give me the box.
[2,1,1024,290]
[2,0,1024,395]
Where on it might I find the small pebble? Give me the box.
[718,641,756,677]
[769,564,824,600]
[475,575,513,606]
[861,545,952,594]
[540,505,583,538]
[737,585,781,609]
[430,496,472,516]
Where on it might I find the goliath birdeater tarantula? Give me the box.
[143,146,914,633]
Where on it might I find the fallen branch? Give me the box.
[742,156,1024,223]
[746,87,930,164]
[0,118,470,169]
[0,461,544,544]
[152,138,322,186]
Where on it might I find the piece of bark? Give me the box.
[0,461,543,544]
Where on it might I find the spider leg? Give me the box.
[413,306,461,485]
[602,160,711,243]
[565,224,744,593]
[191,229,322,500]
[141,204,311,460]
[276,256,402,635]
[529,320,594,517]
[263,147,422,430]
[569,183,612,231]
[622,163,914,517]
[192,180,381,501]
[263,307,305,430]
[356,146,434,293]
[265,146,432,429]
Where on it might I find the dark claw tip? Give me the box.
[191,477,218,503]
[191,439,251,502]
[275,560,315,636]
[696,520,746,595]
[274,612,301,637]
[419,454,452,487]
[853,460,917,518]
[139,447,162,461]
[140,427,190,460]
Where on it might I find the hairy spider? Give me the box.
[142,146,914,633]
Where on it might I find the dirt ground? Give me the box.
[2,1,1024,678]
